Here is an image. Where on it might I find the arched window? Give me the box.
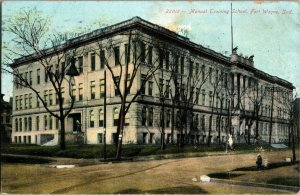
[99,109,104,127]
[113,108,119,126]
[15,119,18,132]
[24,117,28,131]
[142,107,147,126]
[90,110,95,127]
[19,118,22,131]
[28,117,32,131]
[148,107,153,126]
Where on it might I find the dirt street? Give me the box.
[1,150,298,194]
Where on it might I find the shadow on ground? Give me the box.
[207,172,244,179]
[1,156,53,164]
[233,161,299,171]
[116,186,208,194]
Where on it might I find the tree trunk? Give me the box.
[60,117,66,150]
[116,105,125,160]
[171,99,175,145]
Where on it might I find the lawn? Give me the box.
[1,143,276,159]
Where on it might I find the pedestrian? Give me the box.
[256,154,262,170]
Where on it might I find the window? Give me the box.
[98,133,103,144]
[19,118,22,131]
[90,81,95,99]
[180,57,184,74]
[149,133,154,144]
[201,65,205,81]
[49,90,53,105]
[140,42,146,63]
[166,84,170,98]
[29,94,32,108]
[71,85,76,101]
[201,115,205,131]
[15,96,18,110]
[165,51,169,70]
[202,90,206,106]
[100,50,105,69]
[18,136,21,143]
[166,110,171,128]
[148,46,153,65]
[209,67,212,83]
[29,71,32,85]
[148,107,153,126]
[19,95,23,109]
[142,107,147,126]
[189,60,193,76]
[78,56,83,73]
[195,63,199,75]
[159,49,164,68]
[14,136,17,143]
[44,115,48,130]
[36,95,40,108]
[36,116,40,131]
[25,94,28,109]
[48,116,52,130]
[99,109,104,127]
[124,44,130,65]
[24,136,27,144]
[148,81,153,96]
[209,91,213,107]
[24,117,28,131]
[114,46,120,66]
[114,77,120,96]
[114,108,119,126]
[141,74,146,95]
[56,118,59,129]
[215,69,219,83]
[25,72,28,83]
[175,55,179,73]
[159,79,164,95]
[79,83,83,101]
[143,133,148,144]
[44,91,48,105]
[91,53,96,71]
[112,133,117,144]
[28,117,32,131]
[44,68,48,83]
[100,79,105,98]
[15,119,18,132]
[90,110,95,127]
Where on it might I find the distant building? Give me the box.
[10,17,295,145]
[1,94,12,143]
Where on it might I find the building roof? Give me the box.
[10,16,294,90]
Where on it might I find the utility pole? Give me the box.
[103,70,107,161]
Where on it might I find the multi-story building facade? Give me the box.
[10,17,294,145]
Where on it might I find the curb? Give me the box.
[210,178,300,192]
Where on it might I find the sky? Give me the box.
[2,1,300,101]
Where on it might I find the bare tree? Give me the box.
[95,30,161,159]
[172,55,208,147]
[279,90,297,161]
[2,8,83,149]
[240,80,266,144]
